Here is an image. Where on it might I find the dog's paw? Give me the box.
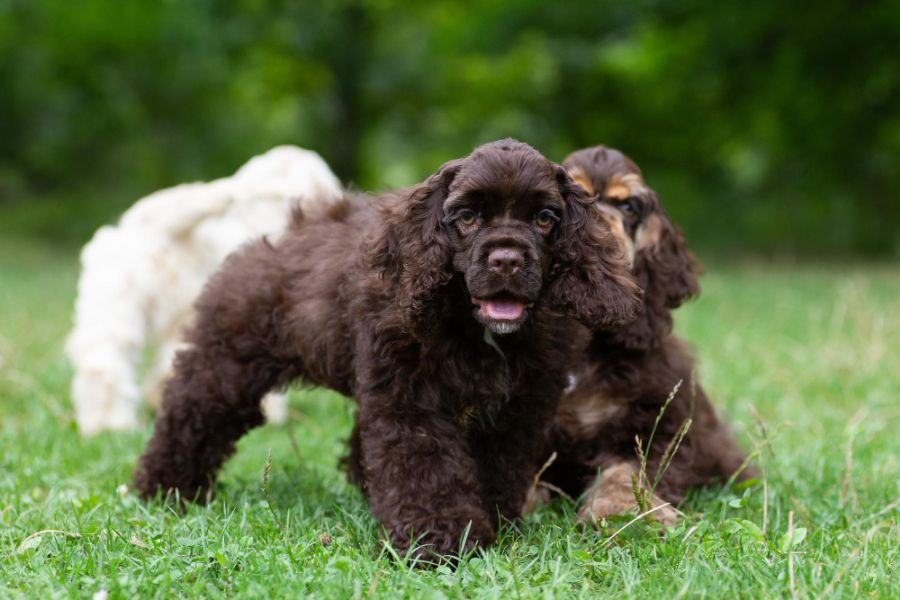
[388,511,496,566]
[577,462,679,526]
[577,490,678,525]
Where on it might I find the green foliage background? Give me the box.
[2,0,898,255]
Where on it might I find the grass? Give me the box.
[1,236,898,598]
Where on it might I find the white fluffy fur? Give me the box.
[66,146,343,435]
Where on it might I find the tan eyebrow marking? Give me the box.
[567,167,595,194]
[604,173,647,200]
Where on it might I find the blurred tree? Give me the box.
[1,0,897,255]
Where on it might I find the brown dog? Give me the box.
[539,145,755,524]
[133,139,640,559]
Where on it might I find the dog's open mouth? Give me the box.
[471,293,531,335]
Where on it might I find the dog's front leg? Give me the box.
[470,402,556,522]
[356,396,495,562]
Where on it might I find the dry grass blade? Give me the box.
[634,435,648,491]
[723,416,788,490]
[286,423,303,462]
[367,569,384,597]
[631,438,649,512]
[261,448,284,529]
[526,451,575,505]
[651,417,693,494]
[601,503,674,548]
[630,472,646,513]
[262,448,273,495]
[645,379,683,463]
[535,480,574,502]
[532,451,558,484]
[631,380,687,513]
[17,529,81,553]
[746,406,784,534]
[858,496,900,525]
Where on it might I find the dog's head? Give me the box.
[563,145,701,349]
[371,139,640,338]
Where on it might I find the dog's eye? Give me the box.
[535,209,559,230]
[620,198,639,217]
[457,209,478,228]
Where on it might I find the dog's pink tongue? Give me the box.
[480,299,525,320]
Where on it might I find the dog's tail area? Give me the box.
[118,145,344,239]
[234,145,343,220]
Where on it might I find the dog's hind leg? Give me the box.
[144,321,289,425]
[132,341,293,501]
[132,241,300,501]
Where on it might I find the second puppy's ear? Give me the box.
[631,194,701,309]
[652,207,701,309]
[613,198,701,350]
[546,165,641,329]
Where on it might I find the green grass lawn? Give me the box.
[1,237,898,598]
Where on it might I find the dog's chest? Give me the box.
[425,326,563,431]
[453,358,556,432]
[450,364,512,430]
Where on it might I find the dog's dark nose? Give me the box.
[488,248,524,275]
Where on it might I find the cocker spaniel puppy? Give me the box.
[133,139,641,559]
[540,145,755,524]
[66,146,343,435]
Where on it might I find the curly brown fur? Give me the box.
[539,145,756,523]
[133,139,640,560]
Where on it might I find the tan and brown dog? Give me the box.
[535,145,756,524]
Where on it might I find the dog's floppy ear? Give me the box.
[546,165,641,329]
[647,205,701,309]
[614,199,701,349]
[369,159,463,337]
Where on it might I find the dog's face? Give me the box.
[563,146,650,263]
[563,145,700,347]
[371,139,641,339]
[441,142,568,334]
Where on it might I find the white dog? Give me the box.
[66,146,343,435]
